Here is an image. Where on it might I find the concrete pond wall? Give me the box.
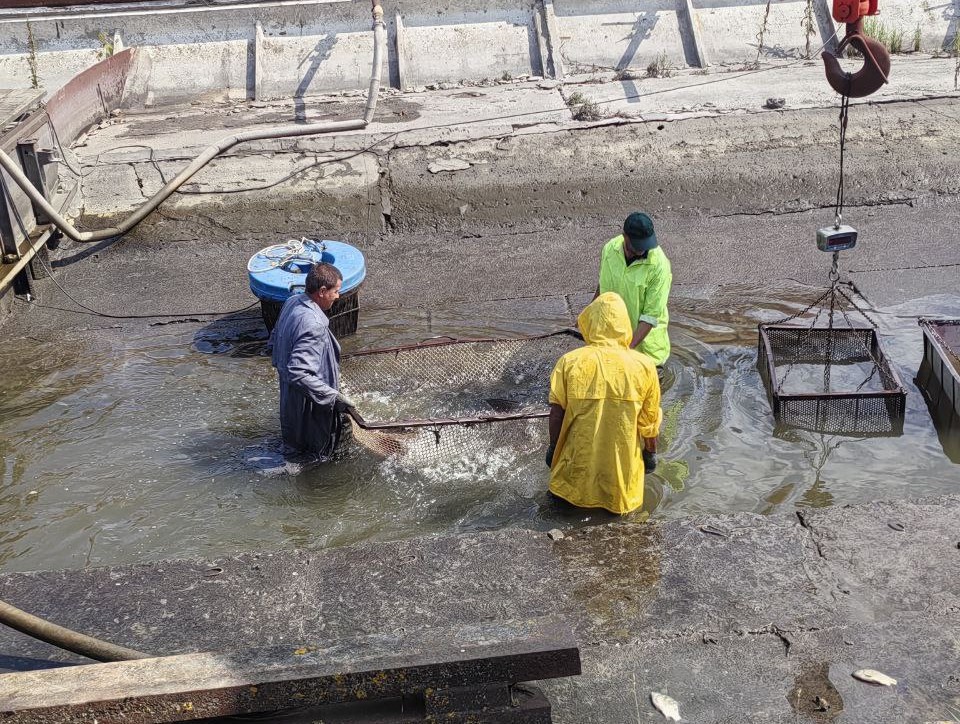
[0,0,957,106]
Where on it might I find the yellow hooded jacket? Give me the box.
[548,292,663,514]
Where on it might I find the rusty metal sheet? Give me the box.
[45,47,135,144]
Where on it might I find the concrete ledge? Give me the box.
[0,617,579,722]
[0,0,955,105]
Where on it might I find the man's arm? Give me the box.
[548,403,565,447]
[631,268,672,349]
[546,403,565,468]
[631,321,654,349]
[638,370,663,467]
[638,371,662,446]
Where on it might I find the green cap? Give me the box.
[624,212,658,252]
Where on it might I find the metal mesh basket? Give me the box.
[758,324,906,436]
[339,332,582,461]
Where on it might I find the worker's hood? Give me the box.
[577,292,633,349]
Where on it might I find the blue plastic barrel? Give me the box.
[248,238,366,335]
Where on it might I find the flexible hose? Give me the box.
[0,598,149,662]
[0,1,386,244]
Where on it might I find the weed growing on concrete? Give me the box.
[850,18,911,55]
[566,91,604,121]
[500,70,513,82]
[888,26,904,54]
[913,25,922,53]
[863,18,888,50]
[802,0,816,59]
[25,21,39,89]
[646,52,672,78]
[755,0,772,62]
[614,67,641,81]
[96,31,115,60]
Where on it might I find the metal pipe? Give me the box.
[0,1,386,244]
[0,598,149,662]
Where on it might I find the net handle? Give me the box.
[344,406,549,430]
[343,328,581,359]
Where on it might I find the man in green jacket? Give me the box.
[597,212,673,367]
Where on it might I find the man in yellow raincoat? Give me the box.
[546,292,663,514]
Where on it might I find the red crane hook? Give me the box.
[821,0,891,98]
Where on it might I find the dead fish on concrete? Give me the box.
[650,691,681,721]
[852,669,897,686]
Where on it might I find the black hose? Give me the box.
[0,598,149,662]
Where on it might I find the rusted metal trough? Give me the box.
[0,50,133,303]
[916,318,960,462]
[0,616,580,723]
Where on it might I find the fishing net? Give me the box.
[339,332,582,462]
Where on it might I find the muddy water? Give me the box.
[1,286,958,572]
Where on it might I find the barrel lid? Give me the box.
[248,238,365,303]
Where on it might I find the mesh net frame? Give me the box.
[339,331,582,460]
[758,324,906,436]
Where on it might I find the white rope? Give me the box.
[246,237,322,273]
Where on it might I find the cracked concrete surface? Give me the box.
[0,496,956,721]
[6,87,954,337]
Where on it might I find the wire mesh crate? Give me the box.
[758,324,906,436]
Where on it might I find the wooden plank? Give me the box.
[0,616,581,723]
[0,89,44,130]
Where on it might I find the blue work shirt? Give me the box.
[269,293,342,456]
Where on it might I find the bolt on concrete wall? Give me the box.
[0,0,956,106]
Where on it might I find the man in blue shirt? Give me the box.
[270,262,354,456]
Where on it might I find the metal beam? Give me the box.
[0,178,18,258]
[16,139,51,225]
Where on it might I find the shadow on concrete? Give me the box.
[611,11,656,101]
[943,0,960,53]
[294,35,338,123]
[50,235,123,268]
[0,653,78,674]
